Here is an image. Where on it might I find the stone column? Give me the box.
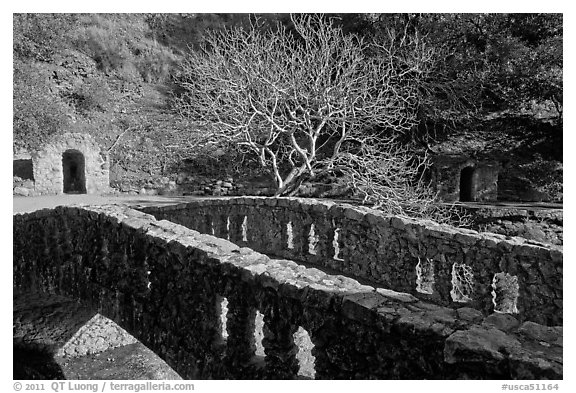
[224,291,261,378]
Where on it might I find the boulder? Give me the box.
[14,187,30,197]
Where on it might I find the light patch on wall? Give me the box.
[333,227,343,261]
[450,263,474,303]
[294,326,316,379]
[415,257,435,295]
[226,216,231,240]
[254,310,265,356]
[146,270,152,290]
[491,272,519,314]
[217,296,229,340]
[58,313,137,357]
[286,221,294,249]
[308,224,318,255]
[241,216,248,242]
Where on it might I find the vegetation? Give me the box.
[338,14,563,122]
[173,15,460,219]
[13,13,563,214]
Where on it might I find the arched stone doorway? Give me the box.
[459,166,475,202]
[32,133,109,195]
[62,150,87,194]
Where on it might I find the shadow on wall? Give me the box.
[14,291,99,379]
[13,291,181,380]
[14,348,66,380]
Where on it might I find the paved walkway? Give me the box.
[13,194,201,214]
[14,194,562,215]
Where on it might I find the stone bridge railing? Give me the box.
[14,205,561,379]
[140,197,563,326]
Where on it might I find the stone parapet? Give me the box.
[140,197,562,326]
[13,205,562,379]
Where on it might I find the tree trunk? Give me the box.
[273,165,308,197]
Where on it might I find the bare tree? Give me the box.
[173,14,457,220]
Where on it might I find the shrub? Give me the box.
[13,61,72,151]
[64,78,114,115]
[520,154,563,202]
[13,14,78,61]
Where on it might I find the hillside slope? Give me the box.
[13,14,255,191]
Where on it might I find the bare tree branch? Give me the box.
[172,14,462,221]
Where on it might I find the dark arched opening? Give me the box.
[62,150,86,194]
[459,166,475,202]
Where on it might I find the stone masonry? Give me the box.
[141,197,562,326]
[430,155,500,202]
[32,133,110,195]
[13,205,562,379]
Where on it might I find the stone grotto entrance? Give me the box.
[31,133,109,195]
[62,150,87,194]
[459,166,475,202]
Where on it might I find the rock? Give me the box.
[376,288,419,303]
[445,326,520,364]
[517,322,562,343]
[222,182,233,188]
[483,313,520,332]
[524,227,546,243]
[14,187,30,196]
[341,206,365,222]
[456,307,484,324]
[22,180,34,188]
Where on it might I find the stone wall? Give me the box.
[112,175,276,197]
[141,197,562,326]
[31,133,110,195]
[463,206,563,246]
[431,156,500,202]
[13,206,562,379]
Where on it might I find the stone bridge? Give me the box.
[13,198,563,379]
